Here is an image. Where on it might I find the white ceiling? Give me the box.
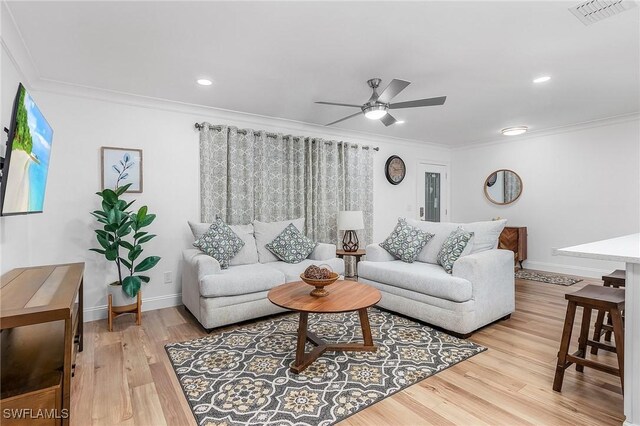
[5,1,640,146]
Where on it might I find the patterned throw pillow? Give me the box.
[193,217,245,269]
[379,218,434,263]
[437,227,474,273]
[266,223,317,264]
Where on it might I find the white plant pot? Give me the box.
[107,282,138,308]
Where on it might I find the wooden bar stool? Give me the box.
[553,284,625,392]
[592,270,625,351]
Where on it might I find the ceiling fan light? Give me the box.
[363,104,388,120]
[501,126,528,136]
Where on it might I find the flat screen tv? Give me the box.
[0,84,53,216]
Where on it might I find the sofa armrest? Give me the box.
[181,248,221,320]
[308,243,337,261]
[183,248,221,278]
[453,249,515,316]
[365,244,395,262]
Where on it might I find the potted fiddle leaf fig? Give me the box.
[90,183,161,307]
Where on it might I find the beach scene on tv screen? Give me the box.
[2,86,53,214]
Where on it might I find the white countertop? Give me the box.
[554,233,640,264]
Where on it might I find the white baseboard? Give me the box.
[524,260,613,279]
[83,293,182,322]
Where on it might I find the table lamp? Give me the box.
[338,211,364,252]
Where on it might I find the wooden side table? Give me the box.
[336,249,366,278]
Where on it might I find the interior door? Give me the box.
[417,163,449,222]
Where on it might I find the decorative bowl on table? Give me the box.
[300,265,339,297]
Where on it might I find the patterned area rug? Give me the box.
[166,308,486,426]
[515,269,583,286]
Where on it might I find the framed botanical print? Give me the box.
[101,147,143,193]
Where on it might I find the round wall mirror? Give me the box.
[484,169,523,205]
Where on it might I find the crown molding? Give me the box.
[31,77,451,151]
[30,74,640,154]
[452,112,640,152]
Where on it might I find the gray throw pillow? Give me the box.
[188,221,258,266]
[379,218,434,263]
[254,218,305,263]
[192,217,245,269]
[266,223,317,264]
[437,227,474,273]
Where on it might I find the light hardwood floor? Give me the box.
[71,275,625,426]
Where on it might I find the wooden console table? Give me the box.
[1,263,84,426]
[499,226,527,269]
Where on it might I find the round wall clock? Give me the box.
[385,155,406,185]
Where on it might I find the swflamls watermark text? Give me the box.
[3,408,69,420]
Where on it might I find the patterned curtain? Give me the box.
[340,142,374,246]
[198,124,374,245]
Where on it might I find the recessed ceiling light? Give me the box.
[533,76,551,83]
[197,79,213,86]
[395,120,405,124]
[501,126,528,136]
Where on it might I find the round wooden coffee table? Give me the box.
[268,280,381,373]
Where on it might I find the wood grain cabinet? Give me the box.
[499,226,528,269]
[1,263,84,426]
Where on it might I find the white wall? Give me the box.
[1,35,32,277]
[373,144,450,242]
[451,118,640,277]
[1,42,449,320]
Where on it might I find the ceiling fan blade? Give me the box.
[380,113,397,127]
[376,79,411,103]
[325,111,363,126]
[389,96,447,109]
[315,101,362,108]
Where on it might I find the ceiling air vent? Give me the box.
[569,0,637,25]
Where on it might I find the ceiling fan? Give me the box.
[315,78,447,127]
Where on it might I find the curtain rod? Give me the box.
[194,122,379,151]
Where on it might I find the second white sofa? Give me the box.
[358,219,515,336]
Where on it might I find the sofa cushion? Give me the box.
[188,221,212,240]
[404,219,462,264]
[266,223,317,264]
[253,218,305,263]
[265,258,345,283]
[379,218,434,263]
[438,228,474,273]
[459,219,507,254]
[189,221,258,266]
[358,260,473,302]
[228,224,259,266]
[192,218,245,269]
[199,263,285,297]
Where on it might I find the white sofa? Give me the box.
[358,219,515,336]
[182,219,345,329]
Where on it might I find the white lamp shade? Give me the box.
[338,211,364,230]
